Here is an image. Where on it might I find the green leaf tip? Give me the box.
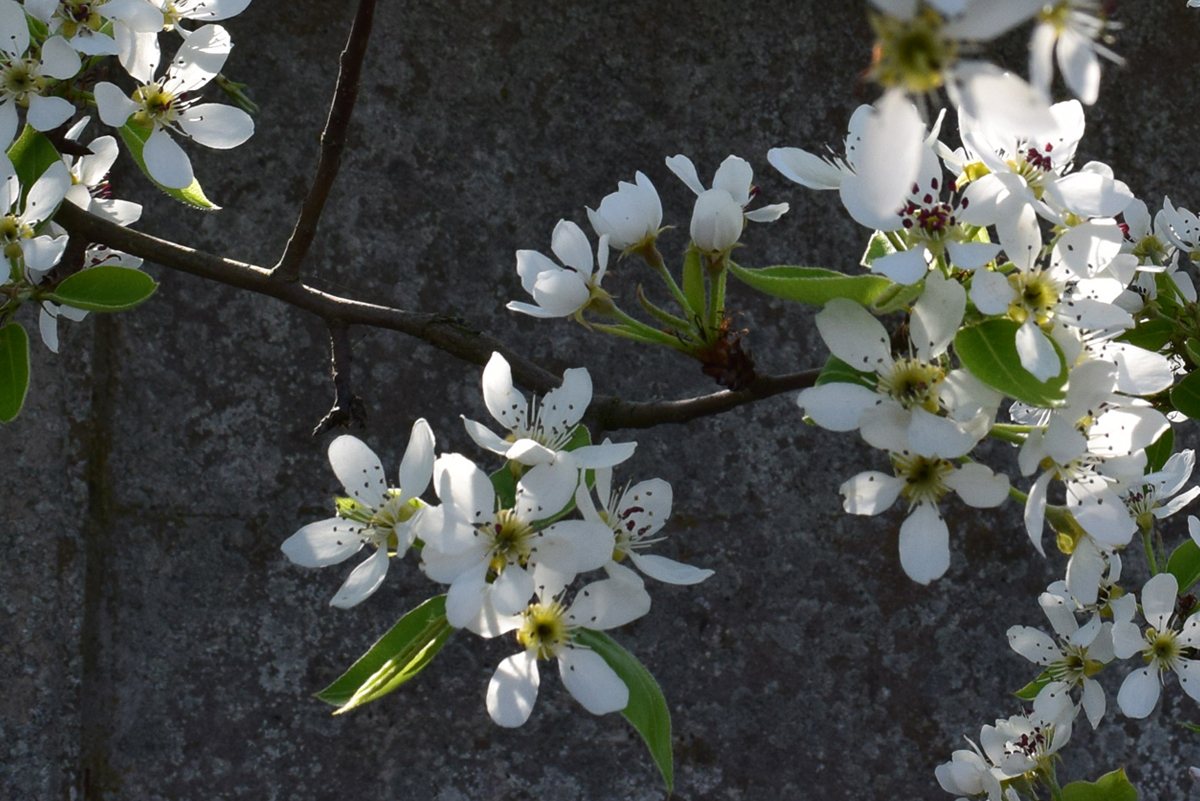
[574,629,674,793]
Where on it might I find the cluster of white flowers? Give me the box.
[0,0,255,362]
[499,0,1200,794]
[283,352,712,727]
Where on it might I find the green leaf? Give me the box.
[681,247,705,319]
[1170,371,1200,420]
[728,263,893,307]
[814,355,877,391]
[1167,539,1200,595]
[860,231,894,268]
[1117,318,1173,353]
[574,629,673,793]
[1061,768,1138,801]
[561,422,592,452]
[0,322,30,423]
[315,595,454,712]
[1012,669,1053,701]
[1186,338,1200,368]
[1178,721,1200,734]
[44,266,158,312]
[1144,428,1174,473]
[954,319,1067,407]
[490,463,517,510]
[7,125,62,192]
[868,278,925,314]
[118,122,220,210]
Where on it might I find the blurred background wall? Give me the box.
[6,2,1200,799]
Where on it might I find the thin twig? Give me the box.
[54,204,819,431]
[271,0,377,283]
[312,319,367,436]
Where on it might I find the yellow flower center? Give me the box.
[868,8,957,94]
[1146,628,1181,668]
[132,83,179,127]
[893,452,954,506]
[516,601,570,660]
[1,59,45,102]
[58,2,104,37]
[1007,270,1062,326]
[878,357,945,412]
[485,509,534,573]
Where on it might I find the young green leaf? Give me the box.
[1012,669,1053,701]
[1167,539,1200,595]
[868,278,925,314]
[118,122,220,210]
[490,463,518,510]
[1144,428,1175,474]
[316,595,454,712]
[1060,767,1138,801]
[44,266,158,312]
[814,355,877,391]
[1170,371,1200,420]
[954,319,1067,407]
[0,322,30,422]
[860,231,894,268]
[574,629,673,793]
[1117,318,1173,353]
[7,125,62,192]
[727,263,893,307]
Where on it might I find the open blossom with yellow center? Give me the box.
[282,422,435,609]
[1112,573,1200,718]
[93,24,253,189]
[416,452,614,637]
[485,574,650,728]
[841,450,1008,584]
[798,286,997,463]
[1008,587,1116,728]
[0,2,81,147]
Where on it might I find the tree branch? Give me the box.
[53,203,818,431]
[586,369,818,431]
[312,319,367,436]
[271,0,377,283]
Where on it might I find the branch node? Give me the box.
[312,320,367,436]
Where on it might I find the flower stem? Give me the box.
[989,424,1032,445]
[1143,525,1160,575]
[706,254,728,332]
[642,244,694,319]
[590,322,691,352]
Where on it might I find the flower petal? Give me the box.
[626,552,713,585]
[179,103,254,149]
[1116,665,1160,719]
[142,127,194,189]
[898,502,950,584]
[281,517,364,567]
[330,547,390,609]
[487,650,540,727]
[559,646,628,715]
[481,352,527,432]
[328,434,388,510]
[566,576,651,630]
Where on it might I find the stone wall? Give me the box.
[6,2,1200,799]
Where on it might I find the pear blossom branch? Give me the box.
[587,369,819,430]
[312,319,367,436]
[271,0,377,283]
[54,203,819,430]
